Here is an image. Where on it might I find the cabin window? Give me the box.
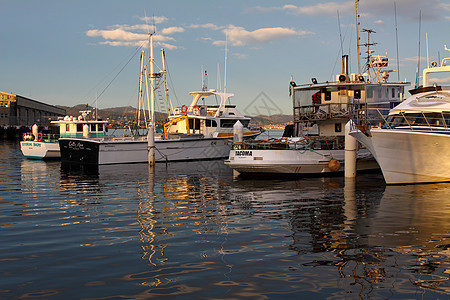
[354,90,361,99]
[206,119,217,127]
[335,123,342,132]
[77,124,83,132]
[391,88,396,98]
[98,124,104,131]
[189,118,201,130]
[220,119,250,128]
[324,91,331,101]
[90,124,96,132]
[66,124,70,131]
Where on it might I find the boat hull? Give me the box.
[352,129,450,184]
[20,141,60,159]
[224,148,378,175]
[59,137,231,165]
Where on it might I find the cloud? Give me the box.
[189,23,222,30]
[223,25,311,47]
[252,1,448,22]
[86,28,147,41]
[160,26,184,35]
[374,20,384,25]
[139,16,169,24]
[283,2,354,16]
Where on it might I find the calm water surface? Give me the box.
[0,140,449,299]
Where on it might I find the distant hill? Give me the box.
[56,105,292,127]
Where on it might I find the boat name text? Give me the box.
[235,150,252,156]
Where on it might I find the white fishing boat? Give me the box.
[350,46,450,184]
[20,110,107,160]
[225,5,410,176]
[59,35,262,165]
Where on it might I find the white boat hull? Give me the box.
[20,141,60,159]
[59,137,231,165]
[353,129,450,184]
[225,148,378,175]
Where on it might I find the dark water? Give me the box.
[0,140,449,299]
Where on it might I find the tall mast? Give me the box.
[355,0,361,75]
[149,34,155,125]
[161,48,173,116]
[137,50,145,127]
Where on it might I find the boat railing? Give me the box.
[294,103,352,121]
[367,108,450,131]
[231,136,345,151]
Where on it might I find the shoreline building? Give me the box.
[0,90,65,127]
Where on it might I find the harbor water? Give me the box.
[0,139,449,298]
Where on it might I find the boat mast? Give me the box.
[149,33,155,125]
[161,48,173,116]
[356,0,361,75]
[137,50,145,127]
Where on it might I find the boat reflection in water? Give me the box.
[12,159,447,298]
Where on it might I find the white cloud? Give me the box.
[283,2,354,16]
[160,27,185,35]
[86,28,147,41]
[189,23,223,30]
[139,16,169,24]
[223,25,310,47]
[374,20,384,25]
[252,1,448,22]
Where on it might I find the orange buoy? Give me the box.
[328,159,340,172]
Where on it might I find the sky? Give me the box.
[1,0,449,116]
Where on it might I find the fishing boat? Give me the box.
[225,7,410,176]
[350,46,450,184]
[59,35,262,165]
[20,110,107,160]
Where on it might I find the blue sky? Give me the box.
[1,0,449,115]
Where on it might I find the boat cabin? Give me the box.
[51,115,108,138]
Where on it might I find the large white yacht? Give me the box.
[351,47,450,184]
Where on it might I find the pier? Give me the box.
[0,90,65,139]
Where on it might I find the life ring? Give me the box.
[181,105,188,113]
[37,133,43,141]
[193,104,200,111]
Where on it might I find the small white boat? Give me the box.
[226,137,378,175]
[20,111,108,160]
[351,47,450,184]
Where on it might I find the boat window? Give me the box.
[220,119,250,128]
[66,124,70,132]
[90,124,96,132]
[391,88,396,99]
[98,124,104,131]
[188,118,201,130]
[206,119,217,127]
[77,124,83,132]
[324,91,331,101]
[354,90,361,99]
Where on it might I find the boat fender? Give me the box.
[181,105,188,113]
[328,159,340,172]
[37,133,43,141]
[22,133,34,141]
